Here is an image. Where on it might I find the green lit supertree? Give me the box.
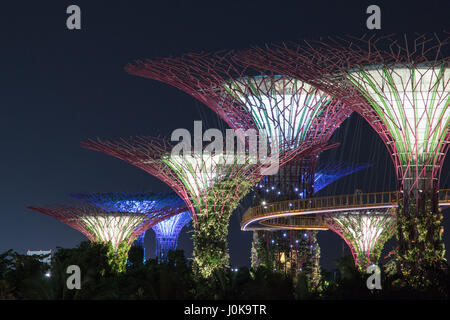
[244,34,450,289]
[82,50,347,280]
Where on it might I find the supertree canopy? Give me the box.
[324,209,397,271]
[242,34,450,288]
[251,229,321,286]
[314,162,372,193]
[27,203,182,273]
[152,211,191,263]
[69,192,189,263]
[82,136,306,279]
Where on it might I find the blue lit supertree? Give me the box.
[152,211,191,263]
[69,192,188,263]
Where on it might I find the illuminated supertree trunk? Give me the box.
[243,34,450,288]
[152,211,191,263]
[69,192,188,264]
[27,204,182,273]
[324,210,396,271]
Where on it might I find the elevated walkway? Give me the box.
[242,189,450,230]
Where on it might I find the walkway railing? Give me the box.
[259,216,328,230]
[242,189,450,230]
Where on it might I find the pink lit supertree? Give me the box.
[27,203,183,273]
[244,34,449,287]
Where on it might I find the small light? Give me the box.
[294,188,299,192]
[289,203,293,207]
[261,201,266,205]
[295,240,299,243]
[271,186,275,190]
[45,272,51,278]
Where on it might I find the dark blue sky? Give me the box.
[0,0,448,271]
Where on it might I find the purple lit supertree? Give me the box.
[242,34,450,288]
[69,191,189,264]
[27,203,183,273]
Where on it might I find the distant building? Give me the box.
[27,249,52,265]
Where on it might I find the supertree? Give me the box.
[69,192,189,263]
[27,203,183,273]
[243,34,450,288]
[124,50,353,285]
[82,136,308,279]
[152,211,191,263]
[324,209,396,271]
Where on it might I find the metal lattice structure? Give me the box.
[324,209,397,270]
[81,136,306,278]
[244,35,450,198]
[242,35,449,284]
[314,162,372,193]
[27,204,182,252]
[152,211,191,263]
[69,192,189,263]
[125,51,352,153]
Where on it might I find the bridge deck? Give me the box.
[242,189,450,230]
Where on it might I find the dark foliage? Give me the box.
[2,244,450,300]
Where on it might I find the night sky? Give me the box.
[0,1,448,272]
